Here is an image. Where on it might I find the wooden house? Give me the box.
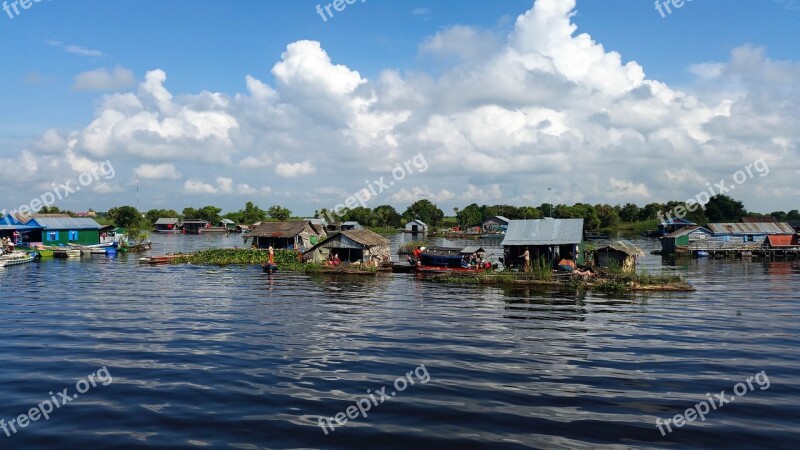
[592,241,644,272]
[500,218,584,269]
[341,221,363,231]
[3,214,102,246]
[244,221,322,250]
[660,226,714,254]
[304,229,390,265]
[481,216,509,232]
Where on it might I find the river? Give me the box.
[0,233,797,449]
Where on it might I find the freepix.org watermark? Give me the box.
[1,160,115,219]
[657,157,769,224]
[3,0,51,20]
[318,364,430,435]
[1,366,112,438]
[654,0,693,18]
[321,153,428,224]
[655,370,770,436]
[315,0,366,22]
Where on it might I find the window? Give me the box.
[47,231,59,241]
[68,231,79,241]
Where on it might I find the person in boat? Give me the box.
[412,246,423,262]
[268,245,274,265]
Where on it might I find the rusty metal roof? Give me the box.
[707,222,794,235]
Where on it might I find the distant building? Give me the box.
[658,218,696,236]
[341,221,363,231]
[405,220,428,233]
[181,219,210,234]
[660,226,714,255]
[219,219,236,230]
[481,216,509,232]
[245,221,322,250]
[154,218,182,233]
[501,218,584,268]
[707,222,795,243]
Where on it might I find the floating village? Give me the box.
[1,211,799,293]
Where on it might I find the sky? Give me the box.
[0,0,798,216]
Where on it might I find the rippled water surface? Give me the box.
[1,235,798,449]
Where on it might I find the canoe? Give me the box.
[416,265,485,275]
[139,254,184,265]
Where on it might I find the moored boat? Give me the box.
[139,254,184,265]
[0,251,38,268]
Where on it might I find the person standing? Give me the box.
[268,245,274,265]
[523,248,530,272]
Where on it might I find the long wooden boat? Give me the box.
[0,251,38,267]
[416,265,485,275]
[139,254,184,265]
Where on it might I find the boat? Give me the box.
[139,254,184,265]
[0,251,38,268]
[694,250,709,258]
[416,265,485,275]
[480,233,504,239]
[262,263,278,274]
[585,231,611,240]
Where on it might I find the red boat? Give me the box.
[138,254,184,265]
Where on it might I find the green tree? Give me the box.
[226,202,267,224]
[595,204,620,228]
[267,205,292,221]
[618,203,641,223]
[639,203,663,221]
[456,203,484,228]
[402,199,444,226]
[342,206,373,225]
[107,206,142,229]
[704,195,746,223]
[372,205,401,228]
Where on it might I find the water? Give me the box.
[0,235,798,449]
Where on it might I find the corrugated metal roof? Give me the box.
[406,220,427,227]
[501,219,584,246]
[766,235,799,247]
[155,218,180,225]
[220,219,235,225]
[460,246,485,254]
[741,216,777,223]
[32,217,102,230]
[708,222,794,235]
[662,226,713,239]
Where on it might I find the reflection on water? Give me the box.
[0,235,797,449]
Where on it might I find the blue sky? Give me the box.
[1,0,798,215]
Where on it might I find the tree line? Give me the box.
[37,195,800,230]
